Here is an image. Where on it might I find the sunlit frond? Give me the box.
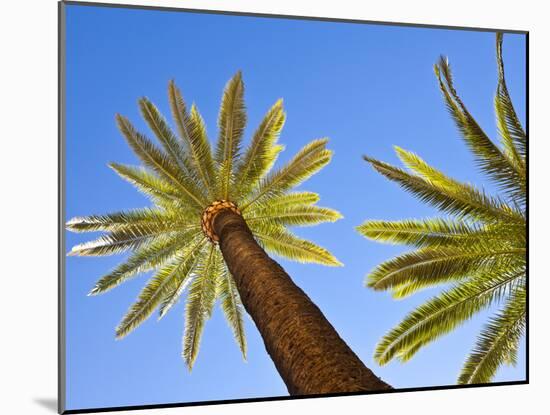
[89,231,200,295]
[68,223,189,257]
[139,97,189,173]
[494,33,526,199]
[157,237,207,319]
[359,218,524,252]
[116,114,206,209]
[246,204,342,228]
[458,285,526,384]
[217,265,247,360]
[115,239,206,339]
[234,99,285,198]
[374,270,524,365]
[109,163,183,205]
[251,223,342,266]
[364,155,522,224]
[367,242,523,296]
[242,138,332,210]
[215,71,247,200]
[67,208,178,233]
[434,57,525,199]
[168,80,215,194]
[248,191,320,211]
[358,218,484,248]
[183,244,220,369]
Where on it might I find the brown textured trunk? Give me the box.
[213,209,392,395]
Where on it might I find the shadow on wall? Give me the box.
[34,398,57,413]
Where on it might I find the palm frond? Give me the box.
[168,80,215,194]
[115,240,205,339]
[215,71,247,200]
[246,204,342,228]
[183,244,220,369]
[89,231,200,295]
[434,57,524,198]
[374,270,525,365]
[215,159,233,201]
[139,97,190,173]
[244,192,320,218]
[108,163,183,205]
[217,266,247,360]
[157,237,207,319]
[116,114,206,209]
[66,208,178,233]
[364,155,523,224]
[234,99,285,198]
[367,244,524,296]
[251,223,342,266]
[263,191,320,207]
[358,217,484,248]
[495,33,526,179]
[68,223,193,257]
[458,284,526,384]
[242,138,332,210]
[394,145,524,217]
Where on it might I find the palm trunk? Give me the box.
[213,209,392,395]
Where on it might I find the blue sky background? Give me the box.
[64,4,527,411]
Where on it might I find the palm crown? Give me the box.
[67,71,342,369]
[358,33,526,384]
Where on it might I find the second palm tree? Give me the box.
[357,33,526,384]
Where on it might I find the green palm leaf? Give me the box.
[434,56,524,199]
[108,163,183,205]
[494,33,526,197]
[139,97,189,174]
[458,285,526,384]
[251,223,342,266]
[394,146,519,213]
[375,270,524,365]
[246,204,342,227]
[183,244,220,369]
[364,155,521,224]
[359,218,525,250]
[367,244,523,296]
[168,80,215,194]
[116,239,205,339]
[157,237,207,319]
[249,191,320,210]
[215,71,246,200]
[217,266,247,360]
[66,208,179,233]
[234,99,285,198]
[116,114,206,209]
[358,218,483,248]
[242,138,332,211]
[68,224,188,257]
[89,231,199,295]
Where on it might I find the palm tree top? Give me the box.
[67,71,342,369]
[358,33,526,384]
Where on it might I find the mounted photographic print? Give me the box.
[59,1,528,413]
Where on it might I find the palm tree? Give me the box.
[67,72,391,395]
[357,33,526,384]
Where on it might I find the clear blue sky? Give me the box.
[64,3,527,411]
